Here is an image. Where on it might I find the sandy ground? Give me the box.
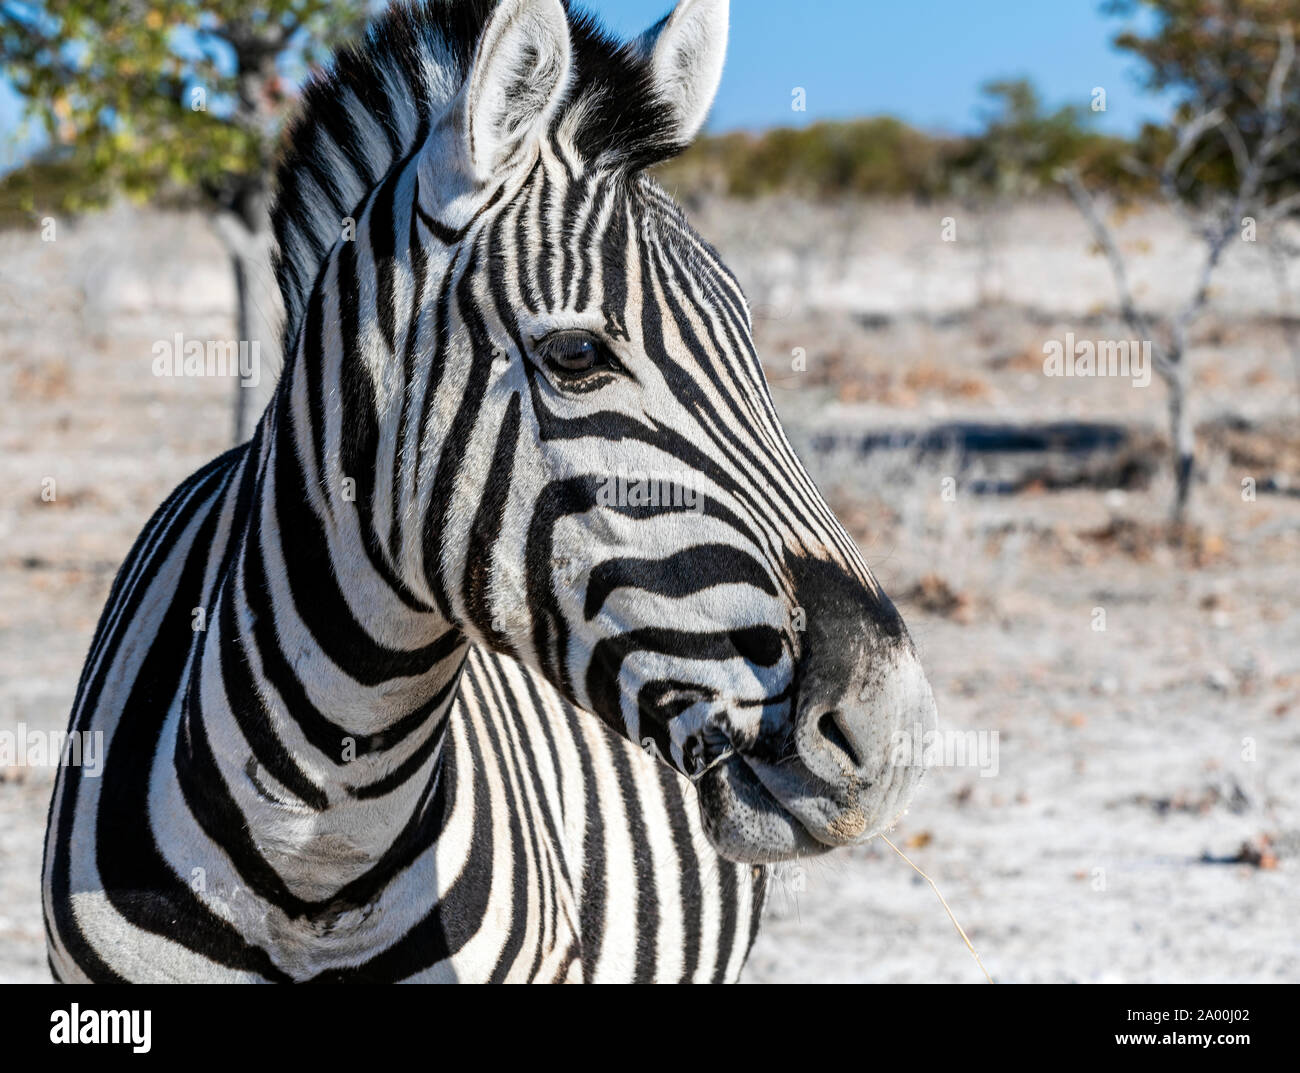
[1,200,1297,983]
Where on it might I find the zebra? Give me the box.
[42,0,938,983]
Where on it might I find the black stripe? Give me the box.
[655,764,704,982]
[584,543,777,622]
[414,181,505,246]
[92,457,294,980]
[605,740,659,983]
[420,246,496,614]
[334,230,437,609]
[463,392,521,648]
[389,185,432,564]
[572,700,608,977]
[304,719,488,982]
[242,509,462,757]
[268,432,453,684]
[463,671,532,982]
[369,164,405,353]
[712,858,740,983]
[536,169,556,308]
[214,562,328,810]
[478,657,554,981]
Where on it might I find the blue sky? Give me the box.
[598,0,1170,135]
[1,0,1170,171]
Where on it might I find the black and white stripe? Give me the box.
[43,0,936,983]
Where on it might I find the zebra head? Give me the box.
[358,0,937,863]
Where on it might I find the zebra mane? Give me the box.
[272,0,681,353]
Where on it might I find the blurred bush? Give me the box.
[0,73,1155,223]
[654,79,1154,203]
[655,117,949,200]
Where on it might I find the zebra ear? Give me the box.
[461,0,572,181]
[635,0,729,144]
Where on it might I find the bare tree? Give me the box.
[1262,211,1300,415]
[1060,15,1298,526]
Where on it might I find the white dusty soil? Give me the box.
[1,200,1297,983]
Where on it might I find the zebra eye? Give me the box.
[535,331,622,383]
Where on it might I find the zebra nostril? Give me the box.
[817,710,862,769]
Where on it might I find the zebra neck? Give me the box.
[174,409,469,900]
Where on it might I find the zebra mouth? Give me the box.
[694,751,835,864]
